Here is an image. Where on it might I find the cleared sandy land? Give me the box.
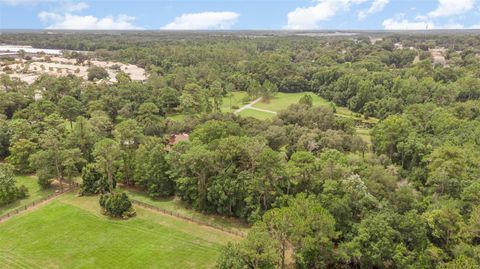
[429,48,447,66]
[0,56,147,84]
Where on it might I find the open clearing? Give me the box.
[241,92,378,125]
[220,91,249,112]
[0,175,55,216]
[123,187,249,234]
[238,108,276,120]
[168,91,378,139]
[0,55,146,84]
[0,193,239,269]
[252,92,330,112]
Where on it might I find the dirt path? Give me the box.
[0,188,71,224]
[234,97,277,114]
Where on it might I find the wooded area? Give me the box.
[0,32,479,268]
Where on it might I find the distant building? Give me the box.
[168,133,189,146]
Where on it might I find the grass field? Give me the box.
[335,106,379,125]
[166,113,185,121]
[0,175,55,216]
[123,187,249,234]
[220,91,249,112]
[167,91,249,121]
[0,193,240,269]
[252,92,330,112]
[248,92,379,125]
[237,108,276,120]
[356,127,373,146]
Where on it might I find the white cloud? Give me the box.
[39,13,141,29]
[36,0,141,29]
[382,17,466,30]
[382,0,476,30]
[161,11,239,30]
[59,1,88,13]
[470,24,480,28]
[284,0,368,30]
[428,0,475,17]
[382,18,432,30]
[358,0,390,20]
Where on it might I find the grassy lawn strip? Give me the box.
[252,92,330,112]
[123,187,250,234]
[220,91,249,112]
[251,92,379,125]
[167,92,250,121]
[355,127,373,146]
[0,193,239,269]
[0,175,55,216]
[335,106,379,124]
[238,108,276,120]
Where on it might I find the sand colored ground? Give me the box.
[0,56,147,84]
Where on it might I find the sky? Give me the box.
[0,0,479,30]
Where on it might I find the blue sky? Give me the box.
[0,0,479,30]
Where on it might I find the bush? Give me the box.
[110,64,121,70]
[0,164,29,206]
[17,185,29,199]
[37,169,53,189]
[87,66,109,81]
[99,192,136,219]
[80,164,109,196]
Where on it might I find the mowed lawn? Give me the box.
[0,175,55,216]
[238,108,276,120]
[252,92,330,112]
[0,193,240,269]
[220,91,249,112]
[124,187,250,234]
[167,92,249,121]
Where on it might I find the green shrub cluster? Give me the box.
[0,164,29,206]
[99,192,136,219]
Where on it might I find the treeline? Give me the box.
[2,33,480,120]
[96,34,480,119]
[0,33,479,268]
[0,72,478,268]
[216,105,480,269]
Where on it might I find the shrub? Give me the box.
[110,64,121,70]
[299,94,313,107]
[0,164,29,206]
[37,169,53,189]
[16,185,28,199]
[99,192,136,219]
[80,164,109,196]
[87,66,109,81]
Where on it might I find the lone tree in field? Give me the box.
[299,94,313,107]
[87,66,109,81]
[99,192,136,219]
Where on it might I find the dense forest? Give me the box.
[0,32,479,268]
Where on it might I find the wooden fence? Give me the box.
[131,199,246,238]
[0,183,247,238]
[0,183,79,223]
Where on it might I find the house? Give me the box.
[168,133,189,146]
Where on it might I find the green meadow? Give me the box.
[0,193,240,269]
